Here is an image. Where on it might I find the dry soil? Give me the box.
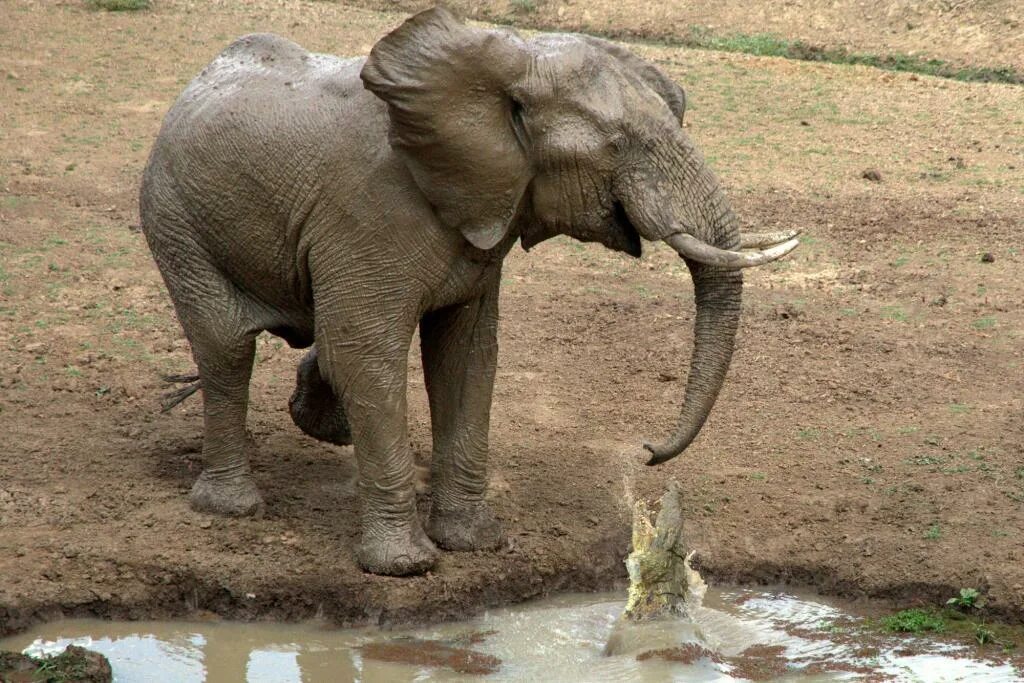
[1,0,1022,636]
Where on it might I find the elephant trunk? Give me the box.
[616,136,797,465]
[643,264,742,465]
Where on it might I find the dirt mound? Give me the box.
[0,646,112,683]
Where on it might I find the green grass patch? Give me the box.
[882,609,946,633]
[972,317,997,331]
[510,0,537,13]
[87,0,150,10]
[881,305,909,322]
[667,27,1024,85]
[876,606,1024,652]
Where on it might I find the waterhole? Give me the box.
[1,588,1018,681]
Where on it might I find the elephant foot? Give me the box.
[189,471,264,517]
[357,527,439,576]
[427,501,504,551]
[289,349,353,446]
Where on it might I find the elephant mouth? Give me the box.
[610,200,642,258]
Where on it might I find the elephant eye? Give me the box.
[509,96,528,147]
[608,133,628,155]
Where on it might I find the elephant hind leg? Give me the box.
[185,318,264,517]
[288,347,353,446]
[153,248,266,517]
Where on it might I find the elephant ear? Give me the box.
[361,8,532,250]
[577,36,686,124]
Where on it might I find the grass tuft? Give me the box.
[972,317,997,331]
[87,0,150,11]
[947,587,981,610]
[882,609,946,633]
[510,0,538,13]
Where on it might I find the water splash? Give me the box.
[620,481,704,622]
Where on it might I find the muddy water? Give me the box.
[1,589,1018,682]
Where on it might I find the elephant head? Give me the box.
[361,8,797,465]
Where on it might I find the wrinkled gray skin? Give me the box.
[141,8,748,576]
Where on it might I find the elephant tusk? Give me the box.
[665,231,800,269]
[739,229,802,249]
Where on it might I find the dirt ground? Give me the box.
[1,0,1023,636]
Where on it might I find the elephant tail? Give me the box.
[161,372,201,412]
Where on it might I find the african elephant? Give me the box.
[140,7,797,576]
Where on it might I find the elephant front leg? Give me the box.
[420,281,504,551]
[318,321,438,576]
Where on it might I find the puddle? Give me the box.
[1,589,1019,682]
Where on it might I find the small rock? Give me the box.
[861,169,883,182]
[980,252,995,263]
[799,120,810,126]
[198,519,212,529]
[774,303,801,320]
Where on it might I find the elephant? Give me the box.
[139,7,798,576]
